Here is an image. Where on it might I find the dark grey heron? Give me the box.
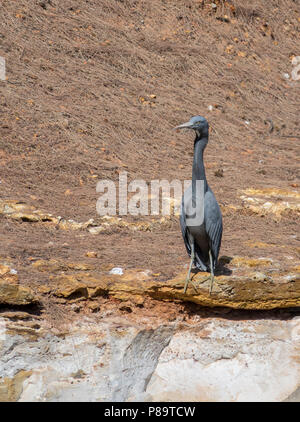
[175,116,223,294]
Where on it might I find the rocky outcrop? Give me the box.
[1,254,299,310]
[0,314,299,402]
[0,264,38,306]
[0,284,38,306]
[240,188,300,219]
[28,256,300,310]
[45,269,299,310]
[1,249,299,310]
[0,200,172,233]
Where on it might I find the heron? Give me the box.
[175,115,223,295]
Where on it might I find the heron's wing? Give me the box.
[205,190,223,266]
[206,216,222,264]
[180,196,208,271]
[180,198,191,256]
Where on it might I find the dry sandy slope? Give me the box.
[0,0,299,318]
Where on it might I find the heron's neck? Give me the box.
[192,137,208,194]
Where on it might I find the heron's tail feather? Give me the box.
[193,247,208,272]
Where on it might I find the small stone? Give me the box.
[214,168,224,177]
[0,311,33,320]
[89,226,104,235]
[62,118,69,128]
[88,302,100,312]
[257,169,267,175]
[71,370,86,379]
[52,275,88,299]
[0,264,10,276]
[118,302,132,313]
[11,213,40,222]
[85,251,98,258]
[71,303,81,313]
[37,285,51,294]
[132,295,145,306]
[109,267,123,275]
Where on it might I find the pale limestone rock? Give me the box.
[0,316,299,402]
[147,318,300,401]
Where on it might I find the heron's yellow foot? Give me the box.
[183,277,198,294]
[209,273,214,296]
[193,274,214,295]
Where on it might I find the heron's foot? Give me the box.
[209,273,214,296]
[183,277,199,294]
[194,274,214,295]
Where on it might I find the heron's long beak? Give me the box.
[174,121,193,130]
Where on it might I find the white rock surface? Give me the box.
[147,318,300,401]
[0,316,299,402]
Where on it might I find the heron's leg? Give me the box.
[184,241,197,294]
[193,250,214,294]
[208,249,214,295]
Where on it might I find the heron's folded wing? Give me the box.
[180,200,191,256]
[180,197,210,271]
[206,214,223,264]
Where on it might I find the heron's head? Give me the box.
[174,115,209,139]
